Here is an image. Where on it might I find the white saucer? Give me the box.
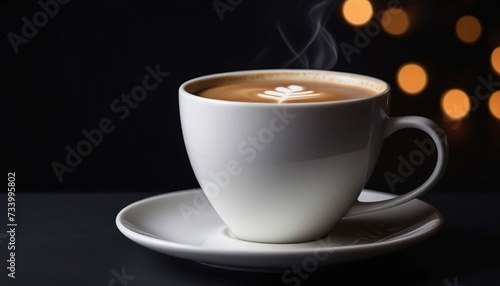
[116,189,442,272]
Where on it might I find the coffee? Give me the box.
[196,79,377,103]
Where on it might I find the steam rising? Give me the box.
[254,0,340,70]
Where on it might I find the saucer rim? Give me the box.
[116,189,443,257]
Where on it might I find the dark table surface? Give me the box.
[1,190,499,286]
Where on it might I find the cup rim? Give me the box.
[179,69,390,106]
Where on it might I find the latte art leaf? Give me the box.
[258,85,320,103]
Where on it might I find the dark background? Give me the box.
[4,0,499,194]
[2,1,500,285]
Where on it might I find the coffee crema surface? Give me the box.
[196,80,377,103]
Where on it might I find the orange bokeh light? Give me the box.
[342,0,373,26]
[489,91,500,120]
[455,15,482,43]
[397,63,428,95]
[441,89,471,120]
[491,47,500,74]
[381,8,410,36]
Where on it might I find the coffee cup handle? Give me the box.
[345,116,449,216]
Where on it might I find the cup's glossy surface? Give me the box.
[179,69,448,243]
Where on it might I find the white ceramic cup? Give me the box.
[179,69,448,244]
